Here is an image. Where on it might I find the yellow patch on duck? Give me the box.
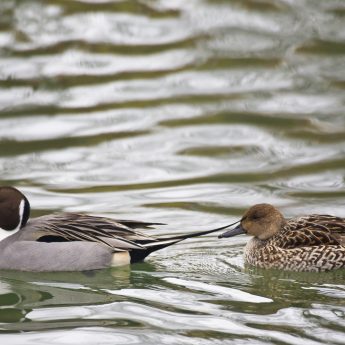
[111,251,131,267]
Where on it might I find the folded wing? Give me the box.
[276,215,345,249]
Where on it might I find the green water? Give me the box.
[0,0,345,344]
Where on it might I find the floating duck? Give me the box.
[219,204,345,272]
[0,186,232,272]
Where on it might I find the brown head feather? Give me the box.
[241,203,286,240]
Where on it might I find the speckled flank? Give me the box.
[245,239,345,272]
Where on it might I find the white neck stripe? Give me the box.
[16,199,25,231]
[0,199,25,242]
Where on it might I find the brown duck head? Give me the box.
[219,204,286,240]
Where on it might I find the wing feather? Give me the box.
[35,213,157,250]
[274,215,344,249]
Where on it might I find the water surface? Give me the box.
[0,0,345,344]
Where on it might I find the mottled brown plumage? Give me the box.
[219,204,345,272]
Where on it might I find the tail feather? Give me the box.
[130,221,239,263]
[158,220,240,242]
[130,239,183,263]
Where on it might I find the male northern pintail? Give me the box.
[219,204,345,272]
[0,186,233,272]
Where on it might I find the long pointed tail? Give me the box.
[130,220,239,263]
[158,220,240,241]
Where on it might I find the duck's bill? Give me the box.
[218,224,245,238]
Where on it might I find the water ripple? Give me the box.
[1,0,345,344]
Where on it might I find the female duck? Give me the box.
[219,204,345,272]
[0,186,230,272]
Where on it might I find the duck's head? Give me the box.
[0,186,30,238]
[219,204,286,240]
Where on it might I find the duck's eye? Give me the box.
[251,212,261,220]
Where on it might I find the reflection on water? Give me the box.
[0,0,345,344]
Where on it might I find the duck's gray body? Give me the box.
[0,187,232,272]
[0,217,113,271]
[0,213,180,272]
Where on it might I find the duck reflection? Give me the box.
[0,263,156,330]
